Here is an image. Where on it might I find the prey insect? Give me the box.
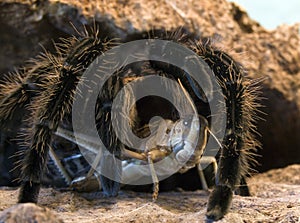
[0,27,260,221]
[53,98,215,201]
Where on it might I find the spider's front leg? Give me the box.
[18,34,118,203]
[0,53,73,196]
[202,48,258,221]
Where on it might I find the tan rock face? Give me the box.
[0,0,299,178]
[0,203,63,223]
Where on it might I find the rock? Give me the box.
[0,0,299,182]
[0,203,63,223]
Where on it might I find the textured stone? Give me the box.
[0,203,63,223]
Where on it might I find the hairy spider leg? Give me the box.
[0,53,59,131]
[196,45,259,220]
[0,53,63,187]
[18,33,118,203]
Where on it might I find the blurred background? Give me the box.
[229,0,300,29]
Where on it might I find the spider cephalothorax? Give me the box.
[0,26,260,220]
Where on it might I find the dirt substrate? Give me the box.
[0,165,299,223]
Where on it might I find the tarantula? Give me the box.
[0,26,259,220]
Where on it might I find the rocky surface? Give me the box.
[0,164,299,223]
[0,203,63,223]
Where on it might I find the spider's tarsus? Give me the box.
[206,184,233,221]
[235,176,250,196]
[18,181,41,203]
[100,175,120,197]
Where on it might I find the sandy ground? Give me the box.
[0,165,299,223]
